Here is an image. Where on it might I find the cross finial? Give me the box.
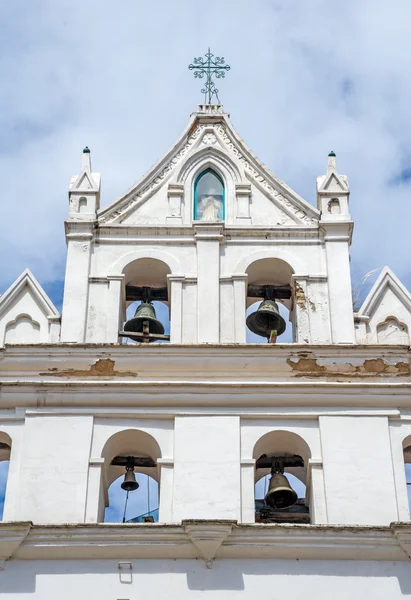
[188,48,231,104]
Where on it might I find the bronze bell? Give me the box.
[124,301,164,342]
[246,299,286,339]
[121,467,139,492]
[264,470,298,509]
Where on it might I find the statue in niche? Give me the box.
[194,169,224,221]
[199,194,222,221]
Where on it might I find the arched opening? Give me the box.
[246,301,292,343]
[403,437,411,517]
[0,432,11,521]
[253,430,311,523]
[102,429,161,523]
[194,168,225,221]
[121,258,171,344]
[246,258,294,343]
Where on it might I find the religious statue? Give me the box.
[199,195,222,221]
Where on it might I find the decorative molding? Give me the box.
[184,521,233,567]
[100,125,206,224]
[202,133,218,145]
[1,521,410,562]
[216,125,318,226]
[0,523,31,561]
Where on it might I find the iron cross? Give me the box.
[189,49,231,104]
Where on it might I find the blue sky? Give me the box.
[0,0,411,302]
[1,0,411,519]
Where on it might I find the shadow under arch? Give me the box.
[253,429,311,484]
[0,431,12,521]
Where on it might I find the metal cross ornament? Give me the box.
[189,49,231,104]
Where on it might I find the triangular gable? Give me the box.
[0,269,60,320]
[98,110,320,226]
[70,170,99,192]
[317,171,349,194]
[358,267,411,318]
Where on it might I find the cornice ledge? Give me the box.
[3,521,410,562]
[0,522,32,561]
[224,523,405,561]
[184,519,234,567]
[391,522,411,559]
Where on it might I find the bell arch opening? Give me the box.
[253,430,311,524]
[246,258,295,343]
[101,429,161,523]
[121,258,171,344]
[105,472,159,523]
[0,432,12,521]
[194,168,225,222]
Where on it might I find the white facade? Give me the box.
[1,104,411,597]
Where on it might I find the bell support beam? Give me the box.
[125,286,168,302]
[247,285,292,300]
[111,456,157,468]
[255,454,304,470]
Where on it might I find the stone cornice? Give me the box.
[1,521,411,563]
[0,345,409,408]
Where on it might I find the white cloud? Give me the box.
[0,0,410,296]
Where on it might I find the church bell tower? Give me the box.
[1,51,411,599]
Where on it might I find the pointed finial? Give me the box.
[82,146,91,170]
[327,150,337,173]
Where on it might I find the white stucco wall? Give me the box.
[320,416,399,525]
[173,416,241,521]
[1,559,411,599]
[15,415,93,523]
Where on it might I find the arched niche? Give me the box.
[193,168,225,221]
[78,197,88,213]
[328,198,341,214]
[101,429,161,523]
[177,146,241,225]
[245,258,295,343]
[253,430,311,524]
[4,314,41,344]
[253,429,311,484]
[377,316,409,344]
[0,431,11,521]
[121,257,171,344]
